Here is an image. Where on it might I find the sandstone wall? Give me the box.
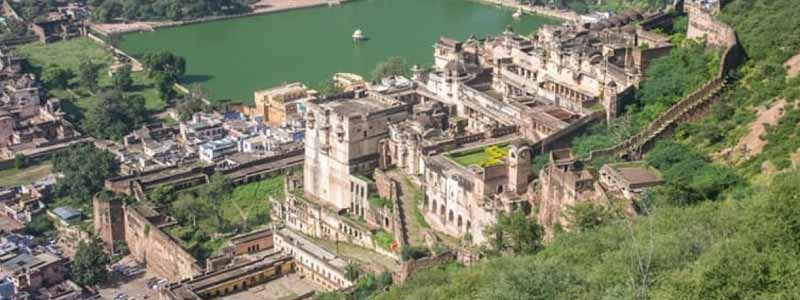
[124,206,201,281]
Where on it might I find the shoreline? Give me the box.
[471,0,579,22]
[90,0,352,36]
[89,0,573,36]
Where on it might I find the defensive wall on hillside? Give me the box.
[585,2,744,162]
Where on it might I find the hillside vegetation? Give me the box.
[368,0,800,299]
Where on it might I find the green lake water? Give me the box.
[119,0,559,103]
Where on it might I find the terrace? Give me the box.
[446,144,509,168]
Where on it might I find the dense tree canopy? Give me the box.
[53,144,118,203]
[71,237,111,287]
[91,0,254,22]
[82,89,148,140]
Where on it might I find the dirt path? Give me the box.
[734,99,787,160]
[785,52,800,78]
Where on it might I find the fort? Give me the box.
[77,1,748,298]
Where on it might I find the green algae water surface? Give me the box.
[119,0,560,103]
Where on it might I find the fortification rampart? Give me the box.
[585,7,744,162]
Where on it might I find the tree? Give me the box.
[400,245,428,261]
[153,71,176,100]
[93,0,123,23]
[78,61,102,92]
[112,64,134,91]
[150,185,176,205]
[315,79,343,97]
[564,202,616,232]
[24,214,54,237]
[171,193,216,228]
[53,144,118,203]
[484,209,543,255]
[71,237,110,287]
[83,90,148,140]
[14,153,27,169]
[174,92,209,121]
[345,263,361,282]
[42,66,73,90]
[371,56,410,80]
[142,51,186,81]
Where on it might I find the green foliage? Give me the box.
[42,66,74,90]
[368,195,392,209]
[82,89,149,140]
[400,245,429,261]
[174,92,211,121]
[564,202,617,232]
[24,214,55,237]
[113,240,130,256]
[78,61,102,92]
[314,79,344,97]
[345,263,361,282]
[90,0,253,22]
[645,141,741,205]
[372,230,394,250]
[484,209,544,256]
[53,144,118,203]
[149,185,176,205]
[14,154,27,169]
[168,174,283,260]
[372,57,410,80]
[142,51,186,81]
[571,43,719,158]
[112,64,134,91]
[71,237,110,287]
[448,145,509,167]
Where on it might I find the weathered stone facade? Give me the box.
[421,142,532,244]
[92,193,126,254]
[124,203,202,282]
[303,91,411,210]
[534,149,599,236]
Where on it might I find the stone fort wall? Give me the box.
[125,206,202,282]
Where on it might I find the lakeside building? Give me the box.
[253,82,316,125]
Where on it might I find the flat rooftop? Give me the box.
[604,162,663,185]
[320,95,399,117]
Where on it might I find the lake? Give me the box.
[119,0,559,103]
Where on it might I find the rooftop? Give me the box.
[447,144,509,168]
[50,206,82,222]
[604,162,663,186]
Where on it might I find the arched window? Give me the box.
[457,215,463,229]
[440,204,445,216]
[448,210,454,223]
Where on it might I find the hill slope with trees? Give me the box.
[364,1,800,299]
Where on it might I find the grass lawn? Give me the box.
[0,162,53,188]
[447,144,509,167]
[15,38,166,122]
[220,175,285,231]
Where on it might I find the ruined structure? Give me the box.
[93,193,126,254]
[124,203,202,281]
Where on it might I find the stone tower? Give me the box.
[507,144,532,194]
[93,193,126,254]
